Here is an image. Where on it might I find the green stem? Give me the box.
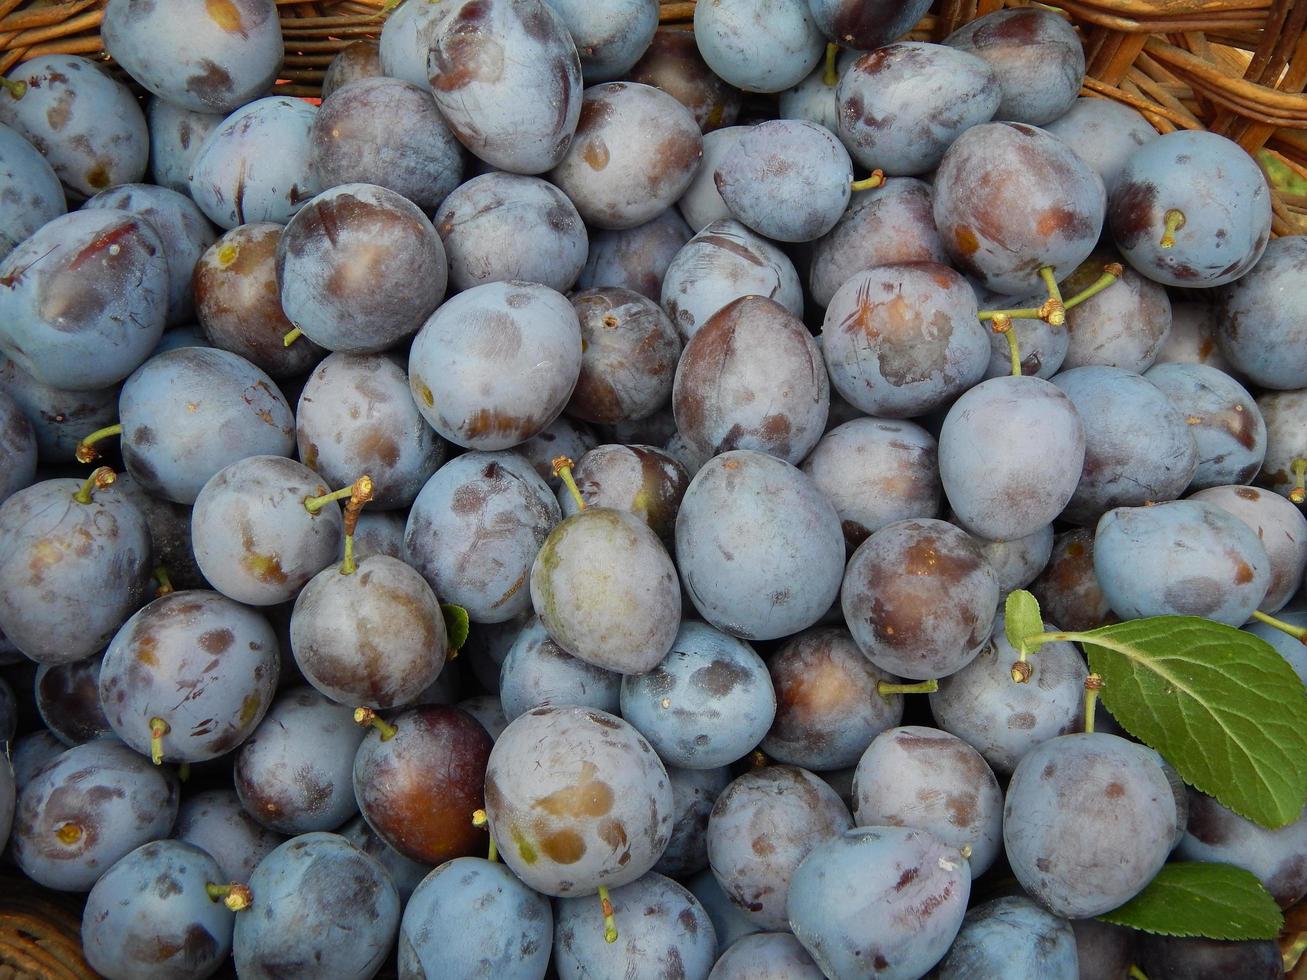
[1062,264,1123,312]
[178,762,191,782]
[553,457,586,511]
[304,485,353,514]
[1128,966,1150,980]
[1084,674,1103,733]
[149,717,170,766]
[1159,209,1186,248]
[978,306,1044,323]
[823,43,839,86]
[1290,458,1307,505]
[849,170,885,193]
[1250,609,1307,642]
[206,883,252,911]
[598,885,618,944]
[1038,266,1066,327]
[0,76,26,100]
[153,566,174,597]
[471,808,498,861]
[877,679,938,696]
[73,466,116,505]
[283,327,303,348]
[1283,931,1307,973]
[353,706,397,740]
[75,422,123,463]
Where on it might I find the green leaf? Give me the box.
[1097,862,1284,940]
[441,603,470,653]
[1074,616,1307,828]
[1004,590,1043,655]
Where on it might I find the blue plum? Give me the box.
[709,932,825,979]
[1146,363,1265,489]
[1216,235,1307,389]
[779,66,840,138]
[146,98,223,196]
[321,41,382,100]
[174,787,286,883]
[0,389,35,503]
[1059,251,1172,372]
[1258,388,1307,501]
[544,0,659,82]
[1044,97,1158,193]
[339,815,431,905]
[969,521,1055,596]
[567,294,681,426]
[1094,499,1270,625]
[693,0,824,93]
[675,450,844,641]
[656,764,731,877]
[685,868,762,954]
[379,0,456,86]
[676,127,744,232]
[10,730,65,789]
[576,207,693,300]
[1137,933,1283,980]
[0,122,64,261]
[499,615,621,720]
[1178,789,1307,907]
[232,832,400,980]
[1192,485,1307,612]
[934,895,1078,979]
[0,355,116,465]
[0,754,12,852]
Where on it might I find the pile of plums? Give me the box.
[0,0,1304,976]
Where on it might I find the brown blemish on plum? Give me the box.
[581,140,610,171]
[1110,180,1159,249]
[534,761,613,818]
[539,828,586,863]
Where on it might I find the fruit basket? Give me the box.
[1,0,1304,229]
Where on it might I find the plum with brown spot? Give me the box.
[1177,790,1307,908]
[577,207,693,300]
[0,355,116,466]
[146,97,224,197]
[1192,485,1307,614]
[321,41,383,99]
[1215,236,1307,390]
[484,705,673,896]
[0,122,64,263]
[628,29,742,132]
[567,288,681,425]
[558,443,688,540]
[1146,362,1265,491]
[35,653,111,746]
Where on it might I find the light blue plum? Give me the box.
[934,896,1078,979]
[576,207,693,300]
[146,97,224,196]
[499,615,621,720]
[1246,611,1307,684]
[544,0,659,82]
[0,122,64,261]
[339,816,431,906]
[399,856,553,980]
[708,932,825,979]
[1216,236,1307,390]
[174,787,287,884]
[1145,362,1266,490]
[685,868,762,955]
[1044,97,1158,193]
[379,0,457,86]
[970,522,1055,596]
[621,620,775,769]
[655,764,731,877]
[694,0,825,93]
[676,127,746,233]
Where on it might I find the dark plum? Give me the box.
[1060,251,1172,372]
[576,207,693,300]
[544,0,659,81]
[339,815,431,905]
[380,0,456,86]
[551,81,703,230]
[13,740,178,891]
[531,506,681,673]
[483,705,673,896]
[852,726,1004,877]
[1146,363,1265,489]
[190,455,344,606]
[35,653,111,745]
[934,896,1078,979]
[1052,365,1198,525]
[427,0,582,174]
[628,29,742,132]
[939,375,1085,541]
[101,0,282,113]
[567,288,680,424]
[656,765,731,877]
[707,765,852,929]
[232,832,400,980]
[693,0,824,93]
[674,295,828,464]
[435,173,586,293]
[944,8,1085,125]
[1137,933,1283,980]
[146,98,223,197]
[81,839,237,980]
[235,687,365,834]
[820,263,989,418]
[1004,733,1179,917]
[1109,130,1271,288]
[107,471,207,592]
[709,932,824,979]
[1216,235,1307,389]
[808,177,948,309]
[404,450,560,623]
[934,122,1105,295]
[1177,789,1307,907]
[661,218,804,341]
[0,356,116,465]
[621,620,775,769]
[1073,918,1137,980]
[499,615,621,720]
[278,183,447,355]
[837,43,1000,176]
[842,518,999,680]
[0,122,64,261]
[99,589,279,763]
[321,41,383,99]
[761,627,905,771]
[807,0,930,49]
[1029,528,1116,632]
[0,754,12,851]
[174,787,286,883]
[0,55,148,198]
[557,444,688,539]
[310,76,463,213]
[714,118,851,242]
[1191,485,1307,613]
[10,730,65,789]
[0,389,35,502]
[0,209,168,391]
[296,353,446,510]
[194,223,328,379]
[105,347,296,504]
[554,871,716,979]
[188,97,319,229]
[1044,97,1159,193]
[676,451,844,641]
[291,554,446,709]
[786,826,970,980]
[399,856,553,979]
[408,280,582,450]
[1094,499,1270,625]
[354,704,493,865]
[0,473,152,666]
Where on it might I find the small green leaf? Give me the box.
[441,603,470,653]
[1097,862,1284,940]
[1004,590,1043,655]
[1075,616,1307,828]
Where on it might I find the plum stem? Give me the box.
[1010,660,1033,684]
[304,479,363,515]
[1283,931,1307,972]
[283,327,303,348]
[1084,674,1104,733]
[1128,966,1150,980]
[749,749,770,769]
[989,314,1022,377]
[338,475,375,575]
[206,882,253,912]
[472,809,499,862]
[823,43,839,86]
[1159,209,1186,248]
[1250,609,1307,643]
[849,170,885,193]
[178,762,191,782]
[877,679,938,696]
[75,422,123,463]
[353,706,397,740]
[1290,458,1307,505]
[1063,263,1123,312]
[153,566,174,597]
[73,466,116,504]
[553,456,586,511]
[598,886,618,944]
[1037,267,1066,327]
[0,77,26,100]
[55,821,82,845]
[149,717,170,765]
